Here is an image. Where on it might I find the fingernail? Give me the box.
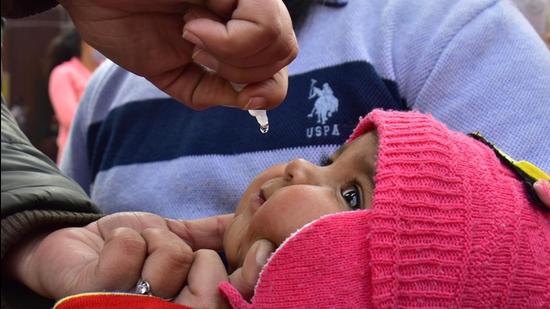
[255,245,271,266]
[182,30,203,48]
[244,97,268,110]
[192,49,219,73]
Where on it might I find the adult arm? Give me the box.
[1,101,102,308]
[1,106,234,305]
[2,0,297,110]
[2,91,233,307]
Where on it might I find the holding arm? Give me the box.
[3,0,297,110]
[1,101,101,307]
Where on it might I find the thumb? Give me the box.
[228,239,275,300]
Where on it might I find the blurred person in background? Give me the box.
[47,27,104,164]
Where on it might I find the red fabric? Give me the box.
[54,293,193,309]
[220,110,550,308]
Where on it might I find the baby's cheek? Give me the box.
[250,189,342,246]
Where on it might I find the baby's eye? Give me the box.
[341,184,362,210]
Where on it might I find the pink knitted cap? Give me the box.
[220,110,550,308]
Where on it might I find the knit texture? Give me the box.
[220,110,550,308]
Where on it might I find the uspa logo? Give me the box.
[306,79,341,138]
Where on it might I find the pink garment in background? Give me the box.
[49,57,92,164]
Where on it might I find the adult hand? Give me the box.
[59,0,297,110]
[6,212,232,300]
[534,180,550,208]
[169,216,276,300]
[173,239,275,307]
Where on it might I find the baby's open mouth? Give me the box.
[258,190,267,206]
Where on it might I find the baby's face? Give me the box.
[224,132,378,269]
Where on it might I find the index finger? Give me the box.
[167,214,234,251]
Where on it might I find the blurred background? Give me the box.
[2,7,103,162]
[1,1,549,163]
[3,8,70,160]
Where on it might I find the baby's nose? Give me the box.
[284,158,320,185]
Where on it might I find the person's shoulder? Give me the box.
[383,0,504,30]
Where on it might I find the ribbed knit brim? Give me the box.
[220,110,550,308]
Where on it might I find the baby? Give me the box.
[218,109,550,308]
[55,109,550,308]
[223,129,378,271]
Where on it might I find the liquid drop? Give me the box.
[260,124,269,134]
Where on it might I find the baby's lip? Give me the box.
[249,190,266,212]
[258,189,267,205]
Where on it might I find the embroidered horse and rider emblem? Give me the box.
[305,79,341,138]
[307,79,339,125]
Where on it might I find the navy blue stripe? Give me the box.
[87,61,408,178]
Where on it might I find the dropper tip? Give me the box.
[259,124,269,134]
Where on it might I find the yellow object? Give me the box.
[514,160,550,181]
[469,132,549,182]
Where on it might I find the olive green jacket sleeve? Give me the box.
[1,101,103,308]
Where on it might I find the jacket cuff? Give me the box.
[1,209,102,309]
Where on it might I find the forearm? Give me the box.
[1,211,102,308]
[3,227,50,295]
[2,101,103,307]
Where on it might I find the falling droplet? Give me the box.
[260,124,269,134]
